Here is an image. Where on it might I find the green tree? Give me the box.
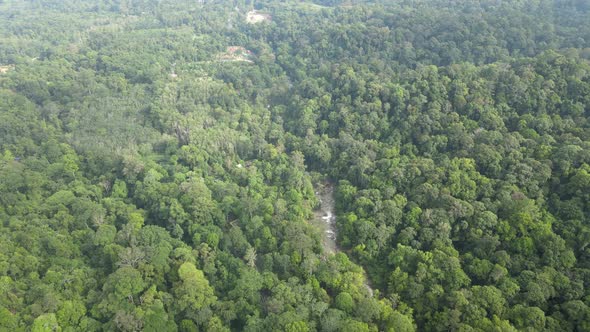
[174,262,217,315]
[32,313,60,332]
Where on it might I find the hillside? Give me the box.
[1,0,590,331]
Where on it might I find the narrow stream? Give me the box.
[312,182,339,255]
[312,182,374,296]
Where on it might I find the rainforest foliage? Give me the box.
[1,0,590,331]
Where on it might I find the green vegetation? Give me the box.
[1,0,590,330]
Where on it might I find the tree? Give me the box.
[56,300,86,330]
[285,321,310,332]
[32,313,60,332]
[174,262,217,315]
[509,305,546,330]
[334,292,354,313]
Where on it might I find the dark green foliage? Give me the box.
[1,0,590,330]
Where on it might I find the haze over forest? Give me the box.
[1,0,590,331]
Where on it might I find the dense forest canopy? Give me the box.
[1,0,590,331]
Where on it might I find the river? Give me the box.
[312,182,339,255]
[312,181,374,296]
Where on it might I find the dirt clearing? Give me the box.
[218,46,255,63]
[0,65,14,74]
[246,10,271,24]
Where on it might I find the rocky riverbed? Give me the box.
[312,182,339,255]
[312,182,374,296]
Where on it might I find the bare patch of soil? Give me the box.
[246,10,271,24]
[0,65,14,74]
[218,46,255,63]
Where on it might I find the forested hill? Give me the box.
[1,0,590,331]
